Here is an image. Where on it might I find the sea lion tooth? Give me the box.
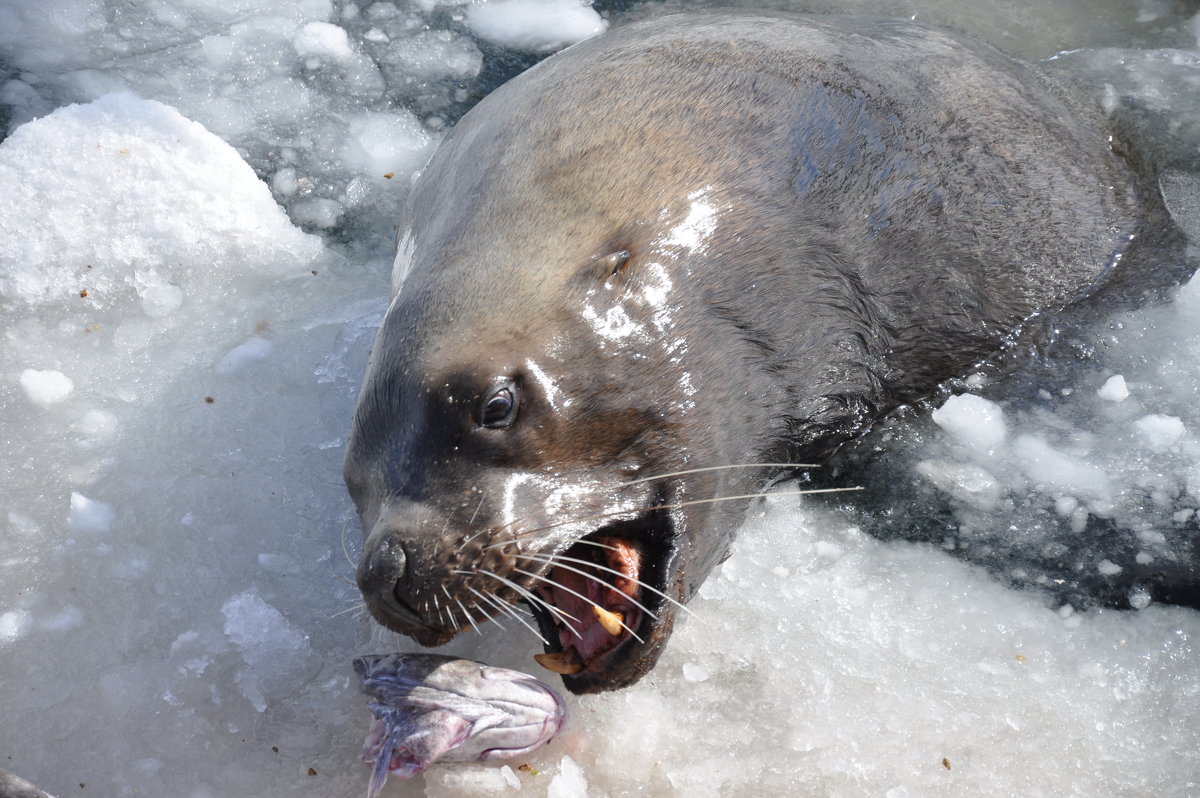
[534,649,584,675]
[592,605,625,636]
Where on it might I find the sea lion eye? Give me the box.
[478,383,518,428]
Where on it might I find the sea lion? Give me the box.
[344,11,1178,693]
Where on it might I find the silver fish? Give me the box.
[0,768,57,798]
[353,653,567,795]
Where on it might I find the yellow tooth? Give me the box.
[592,605,625,636]
[534,650,583,675]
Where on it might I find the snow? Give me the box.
[1,1,1198,797]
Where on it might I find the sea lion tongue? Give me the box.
[534,536,646,672]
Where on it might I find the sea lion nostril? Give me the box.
[358,533,440,630]
[390,584,422,616]
[359,534,406,586]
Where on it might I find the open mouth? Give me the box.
[522,509,674,690]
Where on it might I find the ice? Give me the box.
[66,493,116,535]
[0,92,323,312]
[340,111,435,185]
[38,605,85,633]
[2,1,1199,797]
[222,589,314,712]
[1097,373,1130,401]
[0,610,33,644]
[1133,413,1187,451]
[930,393,1007,451]
[546,756,588,798]
[293,21,358,60]
[466,0,607,51]
[19,369,74,405]
[217,337,274,375]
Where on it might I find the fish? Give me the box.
[0,768,57,798]
[353,653,567,795]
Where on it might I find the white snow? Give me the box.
[1,1,1198,797]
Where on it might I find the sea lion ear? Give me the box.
[574,249,632,287]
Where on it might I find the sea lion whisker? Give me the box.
[460,492,489,546]
[463,568,584,633]
[557,538,619,553]
[454,597,484,636]
[463,585,510,633]
[339,516,357,570]
[619,462,820,487]
[486,486,865,548]
[468,585,549,644]
[513,567,645,644]
[331,602,367,619]
[516,554,663,621]
[519,552,691,618]
[438,586,458,629]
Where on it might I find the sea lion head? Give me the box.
[342,29,802,690]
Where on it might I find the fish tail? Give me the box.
[365,737,394,798]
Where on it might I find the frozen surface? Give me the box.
[1,1,1199,797]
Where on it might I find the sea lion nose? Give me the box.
[357,532,423,622]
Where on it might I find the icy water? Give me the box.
[1,1,1198,796]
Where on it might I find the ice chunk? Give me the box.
[341,111,435,183]
[931,393,1007,451]
[0,93,323,311]
[1097,374,1130,401]
[39,605,85,633]
[221,589,313,712]
[548,756,589,798]
[292,21,355,61]
[916,460,1002,509]
[216,337,273,374]
[67,492,115,535]
[466,0,607,52]
[19,369,74,405]
[1133,414,1186,451]
[0,611,33,645]
[1012,434,1112,499]
[139,283,184,318]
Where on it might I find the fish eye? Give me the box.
[478,382,518,428]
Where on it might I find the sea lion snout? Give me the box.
[357,517,458,646]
